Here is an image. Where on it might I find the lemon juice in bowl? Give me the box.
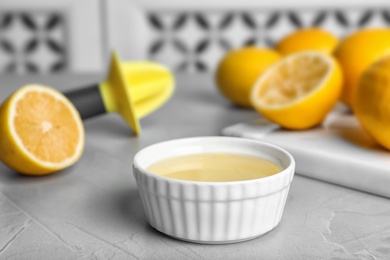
[147,153,281,182]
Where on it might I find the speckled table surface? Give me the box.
[0,74,390,260]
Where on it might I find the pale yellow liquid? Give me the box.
[147,153,282,182]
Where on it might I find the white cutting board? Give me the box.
[222,108,390,198]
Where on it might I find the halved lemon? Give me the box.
[0,85,85,175]
[251,51,343,130]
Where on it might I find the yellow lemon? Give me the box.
[334,28,390,108]
[0,85,85,175]
[215,46,281,107]
[276,28,339,55]
[251,51,343,130]
[354,56,390,150]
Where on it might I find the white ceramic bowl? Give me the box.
[132,137,295,244]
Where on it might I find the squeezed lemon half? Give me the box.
[251,51,343,130]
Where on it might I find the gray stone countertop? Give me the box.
[0,74,389,260]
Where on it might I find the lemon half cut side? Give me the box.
[0,85,85,175]
[251,51,343,130]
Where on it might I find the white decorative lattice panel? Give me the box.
[148,8,390,73]
[0,11,68,74]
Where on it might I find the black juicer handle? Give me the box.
[63,84,107,120]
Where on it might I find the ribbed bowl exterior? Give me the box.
[133,167,293,243]
[132,137,295,244]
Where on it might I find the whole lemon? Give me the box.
[334,28,390,108]
[276,28,339,56]
[215,47,281,107]
[354,56,390,150]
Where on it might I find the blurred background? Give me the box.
[0,0,389,83]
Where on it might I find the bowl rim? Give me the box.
[133,136,295,186]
